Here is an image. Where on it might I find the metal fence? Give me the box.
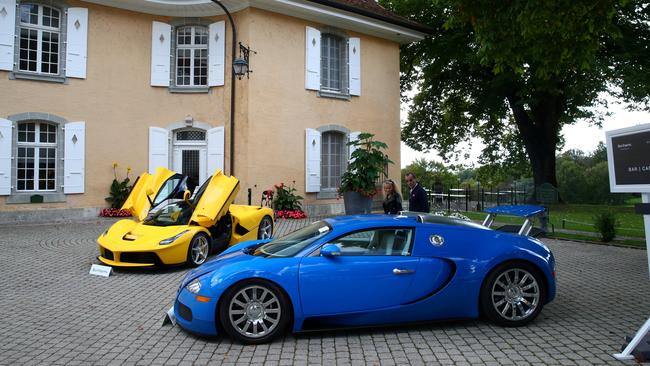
[428,183,530,212]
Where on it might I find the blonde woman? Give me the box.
[382,179,403,214]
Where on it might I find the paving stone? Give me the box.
[0,219,647,365]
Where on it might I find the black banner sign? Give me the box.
[611,131,650,185]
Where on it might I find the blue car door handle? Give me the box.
[393,268,415,275]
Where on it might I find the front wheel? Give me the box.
[219,280,290,344]
[186,233,210,267]
[257,216,273,240]
[480,261,546,327]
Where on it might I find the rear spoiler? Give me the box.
[482,205,547,236]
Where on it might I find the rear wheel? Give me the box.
[186,233,210,267]
[219,279,290,344]
[480,261,546,327]
[257,216,273,240]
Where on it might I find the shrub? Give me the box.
[593,212,618,242]
[340,133,392,198]
[273,182,303,211]
[105,163,132,209]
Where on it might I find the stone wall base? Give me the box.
[0,207,102,225]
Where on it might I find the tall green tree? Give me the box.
[380,0,650,193]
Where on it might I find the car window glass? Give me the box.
[328,228,413,256]
[143,201,193,226]
[153,175,184,206]
[254,221,331,258]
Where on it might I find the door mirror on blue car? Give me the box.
[321,244,341,257]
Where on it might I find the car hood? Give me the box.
[181,240,270,286]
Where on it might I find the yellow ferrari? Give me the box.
[97,168,274,267]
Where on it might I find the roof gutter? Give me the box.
[304,0,433,35]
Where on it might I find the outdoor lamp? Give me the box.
[233,57,248,79]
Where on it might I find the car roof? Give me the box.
[323,214,489,231]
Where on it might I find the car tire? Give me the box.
[219,279,290,344]
[257,216,273,240]
[186,233,210,267]
[480,261,546,327]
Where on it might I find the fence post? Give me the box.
[248,188,252,206]
[514,183,517,205]
[447,189,451,212]
[465,185,469,212]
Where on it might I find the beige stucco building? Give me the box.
[0,0,427,220]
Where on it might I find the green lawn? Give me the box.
[461,204,647,238]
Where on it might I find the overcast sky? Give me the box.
[400,99,650,168]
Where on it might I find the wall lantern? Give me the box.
[233,42,256,79]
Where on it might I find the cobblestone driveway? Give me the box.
[0,218,648,365]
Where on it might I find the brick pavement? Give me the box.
[0,217,648,365]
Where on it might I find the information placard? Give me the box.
[606,124,650,192]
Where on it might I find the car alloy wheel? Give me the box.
[187,233,210,267]
[257,216,273,240]
[480,261,546,327]
[219,280,290,344]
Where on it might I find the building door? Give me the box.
[172,129,207,193]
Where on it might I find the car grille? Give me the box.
[176,300,193,322]
[120,252,160,265]
[102,248,114,261]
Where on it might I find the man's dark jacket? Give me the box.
[408,183,430,213]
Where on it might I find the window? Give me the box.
[175,26,208,87]
[327,228,413,256]
[16,121,57,191]
[320,33,347,93]
[321,131,345,190]
[18,3,61,75]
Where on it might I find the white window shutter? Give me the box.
[0,118,11,195]
[65,8,88,79]
[305,26,321,91]
[349,37,361,96]
[206,126,224,175]
[305,128,321,193]
[348,131,361,161]
[63,122,85,194]
[148,127,169,173]
[150,21,171,87]
[0,0,16,71]
[208,21,225,87]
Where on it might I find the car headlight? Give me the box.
[185,278,201,294]
[160,230,189,245]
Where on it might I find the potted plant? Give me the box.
[339,133,392,214]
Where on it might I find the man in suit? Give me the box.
[406,172,430,213]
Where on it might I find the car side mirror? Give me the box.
[146,187,154,196]
[183,190,191,202]
[321,244,341,258]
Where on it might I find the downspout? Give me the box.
[211,0,236,176]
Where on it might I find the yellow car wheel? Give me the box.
[257,216,273,240]
[187,233,210,267]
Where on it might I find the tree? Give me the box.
[380,0,650,194]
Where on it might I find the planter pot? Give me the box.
[343,191,373,215]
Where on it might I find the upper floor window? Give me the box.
[321,33,346,93]
[16,121,57,191]
[305,27,360,97]
[19,3,61,75]
[175,26,208,87]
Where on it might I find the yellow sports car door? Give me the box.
[190,170,240,228]
[121,167,178,221]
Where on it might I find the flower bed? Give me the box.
[100,208,132,217]
[275,210,307,219]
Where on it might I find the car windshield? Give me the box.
[143,201,193,226]
[253,221,331,258]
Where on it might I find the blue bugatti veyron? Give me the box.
[167,206,556,344]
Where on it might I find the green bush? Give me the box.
[273,182,303,211]
[105,164,132,209]
[593,212,618,242]
[340,133,392,197]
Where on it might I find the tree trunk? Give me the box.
[506,90,564,201]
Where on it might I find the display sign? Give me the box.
[89,264,112,277]
[606,124,650,193]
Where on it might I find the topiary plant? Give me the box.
[593,211,618,242]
